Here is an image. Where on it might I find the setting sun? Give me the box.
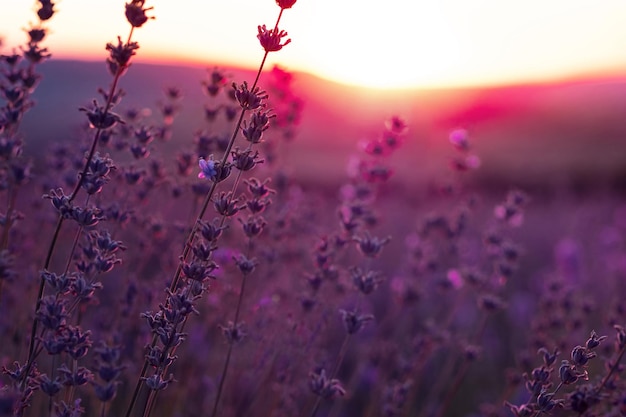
[2,0,626,88]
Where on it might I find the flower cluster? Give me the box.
[506,330,611,416]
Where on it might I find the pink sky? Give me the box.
[3,0,626,88]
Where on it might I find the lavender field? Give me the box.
[1,1,626,417]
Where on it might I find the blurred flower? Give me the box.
[309,368,346,399]
[449,128,470,151]
[37,0,55,20]
[26,26,47,43]
[340,309,375,334]
[386,116,407,135]
[449,154,481,172]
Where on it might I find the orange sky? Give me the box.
[2,1,626,89]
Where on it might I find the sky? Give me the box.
[2,0,626,89]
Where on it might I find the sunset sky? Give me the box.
[2,0,626,89]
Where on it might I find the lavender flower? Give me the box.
[257,25,292,52]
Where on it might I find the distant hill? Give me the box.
[21,60,626,191]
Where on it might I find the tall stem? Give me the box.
[210,247,251,417]
[20,25,136,392]
[594,343,626,395]
[124,8,284,415]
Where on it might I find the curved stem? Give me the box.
[20,213,62,390]
[210,229,254,417]
[21,24,136,393]
[210,269,251,417]
[127,32,274,417]
[124,7,285,416]
[594,343,626,395]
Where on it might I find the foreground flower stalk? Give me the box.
[124,2,297,417]
[18,1,153,413]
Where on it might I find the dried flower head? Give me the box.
[80,100,124,130]
[125,0,154,28]
[106,37,140,76]
[233,82,268,110]
[257,25,291,52]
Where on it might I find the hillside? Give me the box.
[21,60,626,191]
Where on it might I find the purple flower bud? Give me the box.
[309,367,345,399]
[233,254,258,276]
[36,295,68,330]
[197,157,216,180]
[233,82,268,110]
[142,374,174,391]
[537,347,559,367]
[57,364,93,387]
[239,216,267,238]
[198,219,227,242]
[245,178,275,198]
[339,309,374,335]
[353,232,390,258]
[232,148,263,171]
[585,330,607,350]
[37,374,62,397]
[181,260,217,282]
[559,360,583,385]
[350,267,383,295]
[105,37,140,76]
[214,192,244,217]
[80,100,123,130]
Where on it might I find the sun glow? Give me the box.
[2,0,626,89]
[290,2,467,89]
